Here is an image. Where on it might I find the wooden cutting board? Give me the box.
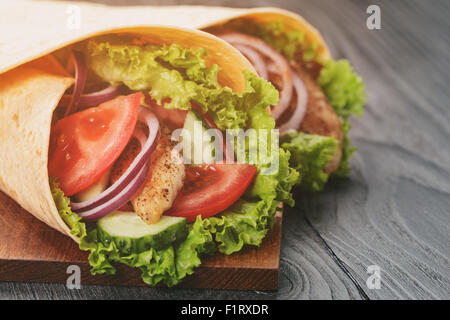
[0,191,282,290]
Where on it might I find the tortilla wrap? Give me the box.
[1,1,331,75]
[0,3,262,242]
[0,1,331,242]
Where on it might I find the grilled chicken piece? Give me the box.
[111,126,185,224]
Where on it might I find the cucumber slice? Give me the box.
[98,211,188,254]
[182,110,215,164]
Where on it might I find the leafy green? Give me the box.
[50,177,86,239]
[50,178,117,274]
[174,216,215,283]
[84,39,278,131]
[318,60,366,176]
[318,60,366,120]
[207,200,275,255]
[281,131,338,192]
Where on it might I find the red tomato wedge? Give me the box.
[164,163,257,222]
[48,93,141,196]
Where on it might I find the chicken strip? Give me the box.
[111,126,185,224]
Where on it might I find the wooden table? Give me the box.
[1,0,449,300]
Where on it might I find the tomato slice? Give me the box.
[48,93,141,196]
[164,163,257,222]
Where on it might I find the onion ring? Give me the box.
[64,51,87,117]
[60,85,120,109]
[233,44,268,80]
[219,32,293,119]
[279,72,309,134]
[77,161,150,221]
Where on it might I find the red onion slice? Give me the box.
[64,51,87,117]
[60,85,120,108]
[279,72,309,134]
[71,107,160,215]
[77,161,150,221]
[219,32,293,120]
[233,44,268,80]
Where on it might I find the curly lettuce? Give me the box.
[318,60,366,176]
[280,132,338,192]
[50,177,87,239]
[84,39,279,131]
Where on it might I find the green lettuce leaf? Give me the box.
[207,200,275,255]
[174,216,215,283]
[318,60,366,120]
[280,131,338,192]
[318,59,366,176]
[50,177,86,239]
[84,39,278,131]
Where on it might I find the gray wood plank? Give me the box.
[298,0,450,299]
[1,0,449,300]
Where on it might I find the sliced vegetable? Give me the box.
[49,92,141,196]
[219,32,293,120]
[281,131,338,192]
[77,161,150,221]
[64,51,88,117]
[233,44,268,80]
[279,72,308,134]
[165,163,257,222]
[71,107,160,219]
[98,211,188,254]
[60,85,120,109]
[84,40,279,131]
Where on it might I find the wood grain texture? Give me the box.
[1,0,449,300]
[0,190,282,291]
